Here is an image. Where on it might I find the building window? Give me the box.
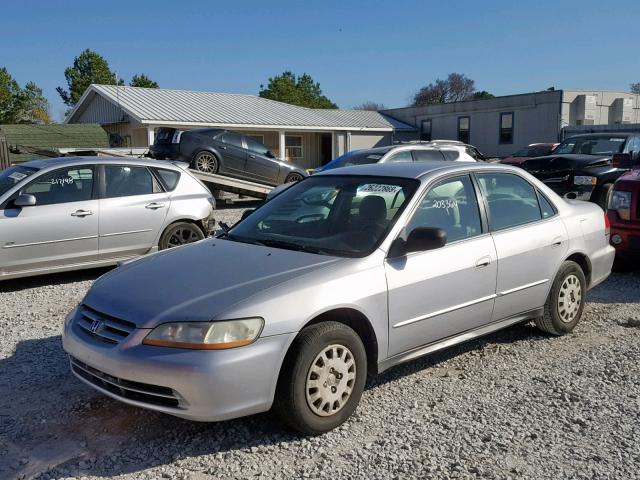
[458,116,470,144]
[420,119,432,141]
[499,112,514,144]
[246,134,264,144]
[285,135,303,160]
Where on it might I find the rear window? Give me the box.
[154,128,176,144]
[153,168,181,191]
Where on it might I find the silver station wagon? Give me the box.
[0,157,215,280]
[63,162,614,434]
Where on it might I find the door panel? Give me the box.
[98,166,170,259]
[386,174,497,356]
[386,236,497,356]
[244,136,279,183]
[491,218,568,320]
[217,133,247,174]
[0,201,99,275]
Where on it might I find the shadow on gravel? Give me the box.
[1,321,550,479]
[0,267,110,293]
[587,271,640,304]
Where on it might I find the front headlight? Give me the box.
[143,318,264,350]
[608,190,632,220]
[574,176,597,186]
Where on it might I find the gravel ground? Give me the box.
[1,205,639,479]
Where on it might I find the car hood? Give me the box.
[519,154,611,176]
[83,238,341,328]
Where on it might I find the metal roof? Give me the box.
[68,85,415,131]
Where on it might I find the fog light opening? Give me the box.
[611,234,623,245]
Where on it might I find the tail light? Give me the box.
[604,212,610,237]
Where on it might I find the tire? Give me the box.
[193,151,219,174]
[593,183,612,211]
[534,260,586,335]
[274,321,367,435]
[284,172,305,184]
[159,222,205,250]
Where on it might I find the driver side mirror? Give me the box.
[266,151,275,158]
[612,153,633,169]
[241,209,255,221]
[14,193,36,208]
[389,227,447,257]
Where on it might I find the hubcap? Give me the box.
[196,154,215,173]
[305,344,356,417]
[167,228,200,248]
[558,274,582,323]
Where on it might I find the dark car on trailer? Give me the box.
[149,128,307,186]
[517,133,640,209]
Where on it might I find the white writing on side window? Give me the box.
[51,177,74,186]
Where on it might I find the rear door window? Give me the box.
[22,166,94,205]
[477,173,542,230]
[412,149,446,162]
[104,166,159,198]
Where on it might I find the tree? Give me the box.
[0,67,22,123]
[0,68,50,124]
[57,49,122,106]
[412,72,477,106]
[18,82,51,124]
[631,82,640,94]
[259,71,337,109]
[130,74,159,88]
[353,101,387,111]
[472,90,495,100]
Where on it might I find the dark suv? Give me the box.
[150,128,307,186]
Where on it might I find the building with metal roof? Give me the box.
[67,85,415,169]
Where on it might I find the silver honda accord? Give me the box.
[0,157,215,280]
[63,161,614,434]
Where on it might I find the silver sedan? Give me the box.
[0,157,215,280]
[62,161,614,434]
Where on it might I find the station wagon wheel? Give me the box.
[535,260,586,335]
[285,172,304,183]
[274,321,367,435]
[194,151,219,173]
[159,222,205,250]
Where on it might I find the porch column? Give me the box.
[147,127,155,147]
[279,130,286,161]
[331,131,335,159]
[346,131,351,152]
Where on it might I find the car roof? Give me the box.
[17,156,181,170]
[314,160,516,179]
[565,132,634,139]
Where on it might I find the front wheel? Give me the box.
[159,222,205,250]
[274,322,367,435]
[535,260,586,335]
[284,172,305,184]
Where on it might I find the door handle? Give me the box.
[220,146,227,150]
[248,154,256,159]
[475,256,492,268]
[550,237,563,248]
[145,202,166,210]
[71,209,93,217]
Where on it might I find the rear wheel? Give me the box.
[284,172,304,183]
[535,260,586,335]
[193,151,219,174]
[159,222,205,250]
[274,322,367,435]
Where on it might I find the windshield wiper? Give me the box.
[254,238,323,254]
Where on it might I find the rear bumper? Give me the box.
[149,144,180,160]
[62,307,296,422]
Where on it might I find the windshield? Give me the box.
[513,145,553,157]
[554,136,626,156]
[322,150,390,171]
[226,175,419,257]
[0,165,39,198]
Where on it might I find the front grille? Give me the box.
[75,305,136,346]
[70,357,181,408]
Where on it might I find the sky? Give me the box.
[1,0,639,121]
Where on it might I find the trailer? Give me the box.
[187,169,274,200]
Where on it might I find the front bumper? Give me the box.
[62,308,296,422]
[609,219,640,259]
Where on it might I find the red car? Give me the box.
[607,166,640,261]
[501,143,559,165]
